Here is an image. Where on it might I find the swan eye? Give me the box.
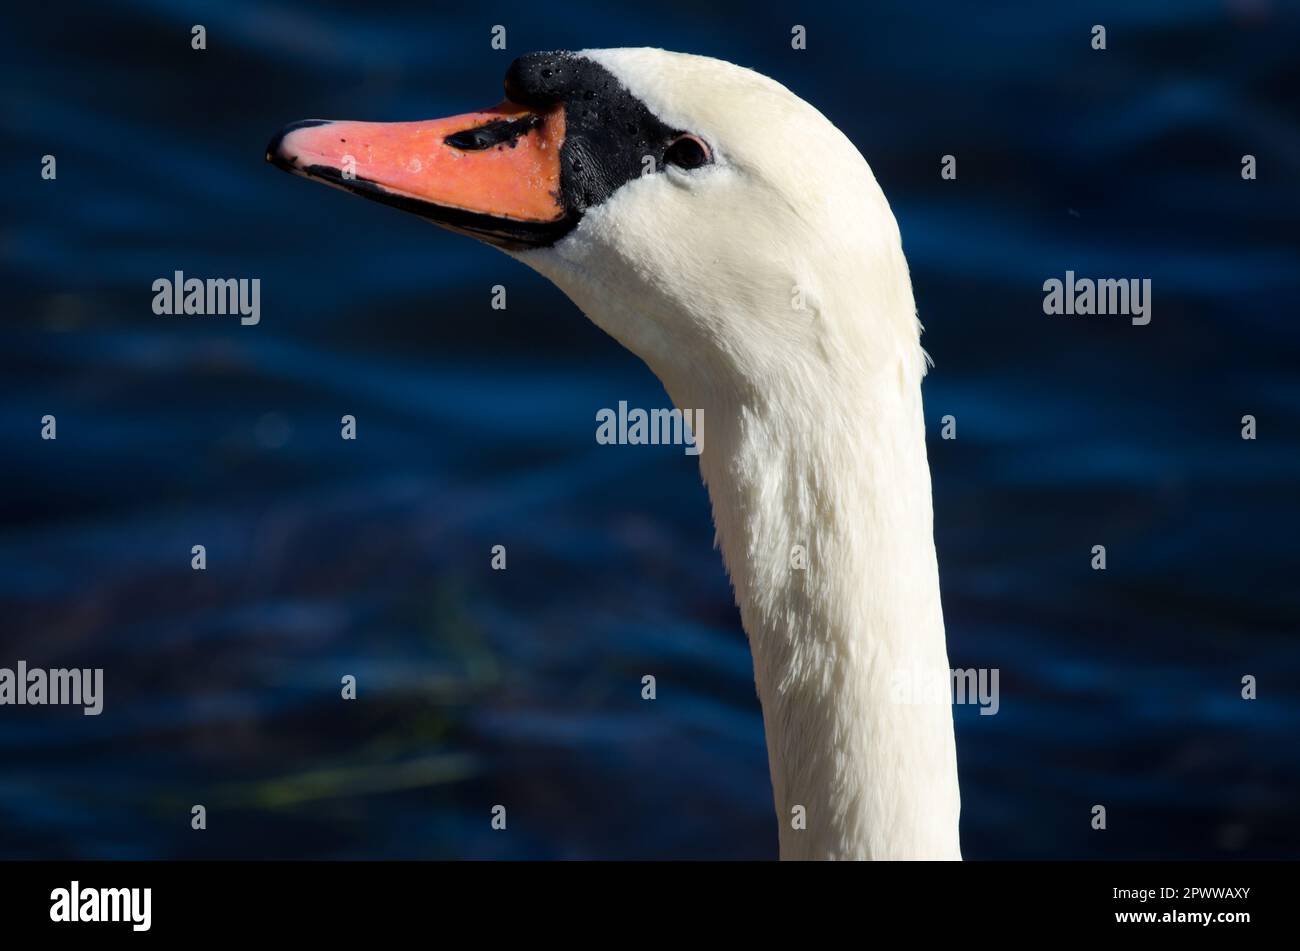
[664,134,711,170]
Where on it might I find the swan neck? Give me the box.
[691,367,961,860]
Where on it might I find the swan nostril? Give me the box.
[445,129,487,150]
[445,114,543,151]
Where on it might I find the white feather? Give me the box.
[517,48,960,860]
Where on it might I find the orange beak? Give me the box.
[266,102,569,248]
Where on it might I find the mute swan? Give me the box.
[267,48,961,860]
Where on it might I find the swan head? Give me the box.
[268,48,922,400]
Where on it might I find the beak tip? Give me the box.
[265,119,333,170]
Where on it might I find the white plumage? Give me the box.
[517,49,962,860]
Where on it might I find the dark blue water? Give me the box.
[2,1,1298,859]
